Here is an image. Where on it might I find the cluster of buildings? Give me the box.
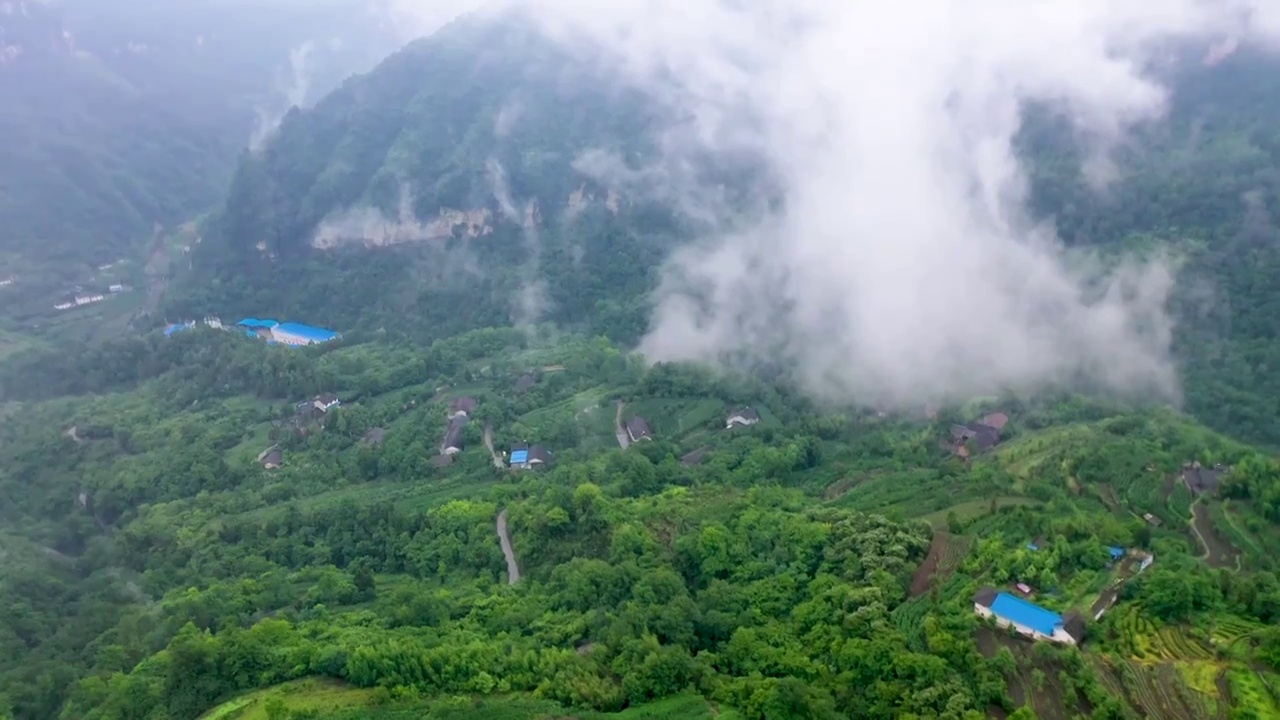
[236,318,340,346]
[51,284,128,312]
[951,412,1009,459]
[162,316,340,346]
[976,542,1157,644]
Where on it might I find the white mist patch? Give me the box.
[251,41,315,151]
[509,0,1280,406]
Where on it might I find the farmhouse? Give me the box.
[449,396,478,419]
[312,394,341,413]
[442,414,468,455]
[271,322,340,346]
[515,372,537,393]
[973,587,1086,645]
[626,416,652,443]
[235,318,340,346]
[258,446,283,470]
[951,412,1010,458]
[1183,461,1229,495]
[726,407,761,429]
[509,443,552,470]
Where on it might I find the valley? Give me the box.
[3,5,1280,720]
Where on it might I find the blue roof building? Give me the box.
[974,587,1085,645]
[236,318,279,328]
[271,322,339,346]
[1108,546,1126,560]
[509,443,551,469]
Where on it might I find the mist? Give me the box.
[415,0,1274,408]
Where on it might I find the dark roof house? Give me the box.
[515,372,537,393]
[442,414,468,454]
[952,415,1005,457]
[626,416,652,443]
[259,447,283,470]
[726,406,761,429]
[449,397,478,417]
[510,443,552,469]
[1183,461,1227,495]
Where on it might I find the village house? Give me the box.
[626,416,652,443]
[258,446,283,470]
[312,394,341,413]
[952,412,1010,458]
[974,587,1086,645]
[726,406,761,429]
[1183,461,1229,495]
[509,443,552,470]
[973,587,1086,645]
[514,372,538,393]
[449,396,478,419]
[362,427,386,446]
[442,414,468,455]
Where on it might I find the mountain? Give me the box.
[181,18,1280,448]
[175,13,683,345]
[0,0,407,283]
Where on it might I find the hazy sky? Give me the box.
[392,1,1280,406]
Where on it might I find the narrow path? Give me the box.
[482,422,504,469]
[614,399,630,449]
[496,509,520,585]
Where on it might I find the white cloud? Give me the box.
[485,0,1280,406]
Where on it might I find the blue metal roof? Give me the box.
[1026,543,1039,551]
[1108,546,1125,559]
[989,593,1063,636]
[236,318,279,328]
[274,322,338,341]
[510,450,529,464]
[164,323,190,337]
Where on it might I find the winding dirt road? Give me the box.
[496,509,521,585]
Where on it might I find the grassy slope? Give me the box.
[11,336,1280,720]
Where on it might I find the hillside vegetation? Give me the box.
[0,328,1278,719]
[4,11,1280,720]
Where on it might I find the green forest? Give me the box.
[1,327,1280,720]
[4,9,1280,720]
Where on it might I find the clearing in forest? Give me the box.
[1190,501,1240,569]
[909,531,971,597]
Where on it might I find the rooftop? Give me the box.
[237,318,279,328]
[274,322,339,342]
[987,592,1065,637]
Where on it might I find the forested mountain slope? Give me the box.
[173,14,679,346]
[0,0,403,280]
[179,24,1280,446]
[1,328,1279,719]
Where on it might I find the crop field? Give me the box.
[1191,501,1241,569]
[1111,606,1213,663]
[1211,501,1265,566]
[1114,470,1167,517]
[1090,658,1224,720]
[1210,616,1262,649]
[908,531,972,596]
[622,397,726,439]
